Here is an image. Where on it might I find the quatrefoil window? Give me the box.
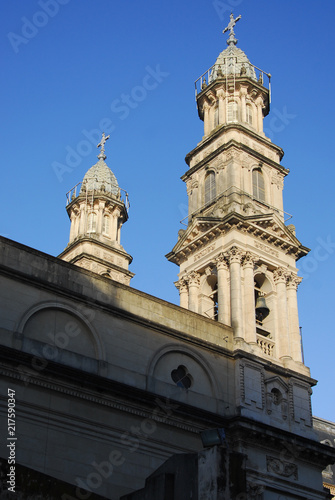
[171,365,192,390]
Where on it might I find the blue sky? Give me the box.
[1,1,334,422]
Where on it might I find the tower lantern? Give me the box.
[166,18,309,366]
[59,133,134,285]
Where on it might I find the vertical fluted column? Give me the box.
[203,103,210,136]
[274,268,291,359]
[175,277,189,309]
[287,273,303,362]
[226,247,244,339]
[216,253,230,325]
[255,96,264,133]
[242,252,258,344]
[188,271,200,313]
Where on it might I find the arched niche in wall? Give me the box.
[146,344,220,411]
[18,301,104,361]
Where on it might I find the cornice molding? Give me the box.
[184,128,285,175]
[168,212,309,265]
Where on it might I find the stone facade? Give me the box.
[0,236,334,499]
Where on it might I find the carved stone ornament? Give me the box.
[216,252,229,270]
[246,482,265,499]
[266,456,298,480]
[187,271,201,287]
[286,273,303,290]
[273,267,288,284]
[242,251,258,268]
[175,278,188,293]
[225,246,244,264]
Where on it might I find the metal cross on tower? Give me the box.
[97,132,110,159]
[223,13,241,45]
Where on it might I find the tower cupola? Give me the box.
[59,133,134,285]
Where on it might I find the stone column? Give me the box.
[287,273,303,362]
[240,87,247,123]
[242,252,258,344]
[175,278,189,309]
[226,247,244,339]
[216,253,230,325]
[203,103,210,136]
[188,271,200,313]
[255,96,264,133]
[273,268,291,360]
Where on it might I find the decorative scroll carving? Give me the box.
[273,267,288,284]
[215,252,229,270]
[267,456,298,480]
[187,271,201,287]
[286,273,303,290]
[242,251,258,268]
[225,246,244,264]
[175,278,188,293]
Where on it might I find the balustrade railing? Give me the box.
[195,61,271,99]
[257,335,275,357]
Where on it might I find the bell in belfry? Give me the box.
[255,295,270,322]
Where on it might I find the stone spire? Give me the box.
[59,133,134,285]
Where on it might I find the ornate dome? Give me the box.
[80,158,119,196]
[210,45,257,82]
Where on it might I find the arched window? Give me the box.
[227,101,238,122]
[87,212,97,233]
[205,171,216,204]
[252,169,265,202]
[102,214,110,236]
[246,104,253,125]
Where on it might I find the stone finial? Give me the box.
[222,13,242,46]
[97,132,110,160]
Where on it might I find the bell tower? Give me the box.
[59,133,134,285]
[166,15,309,367]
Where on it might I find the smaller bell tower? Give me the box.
[167,16,309,367]
[59,133,134,285]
